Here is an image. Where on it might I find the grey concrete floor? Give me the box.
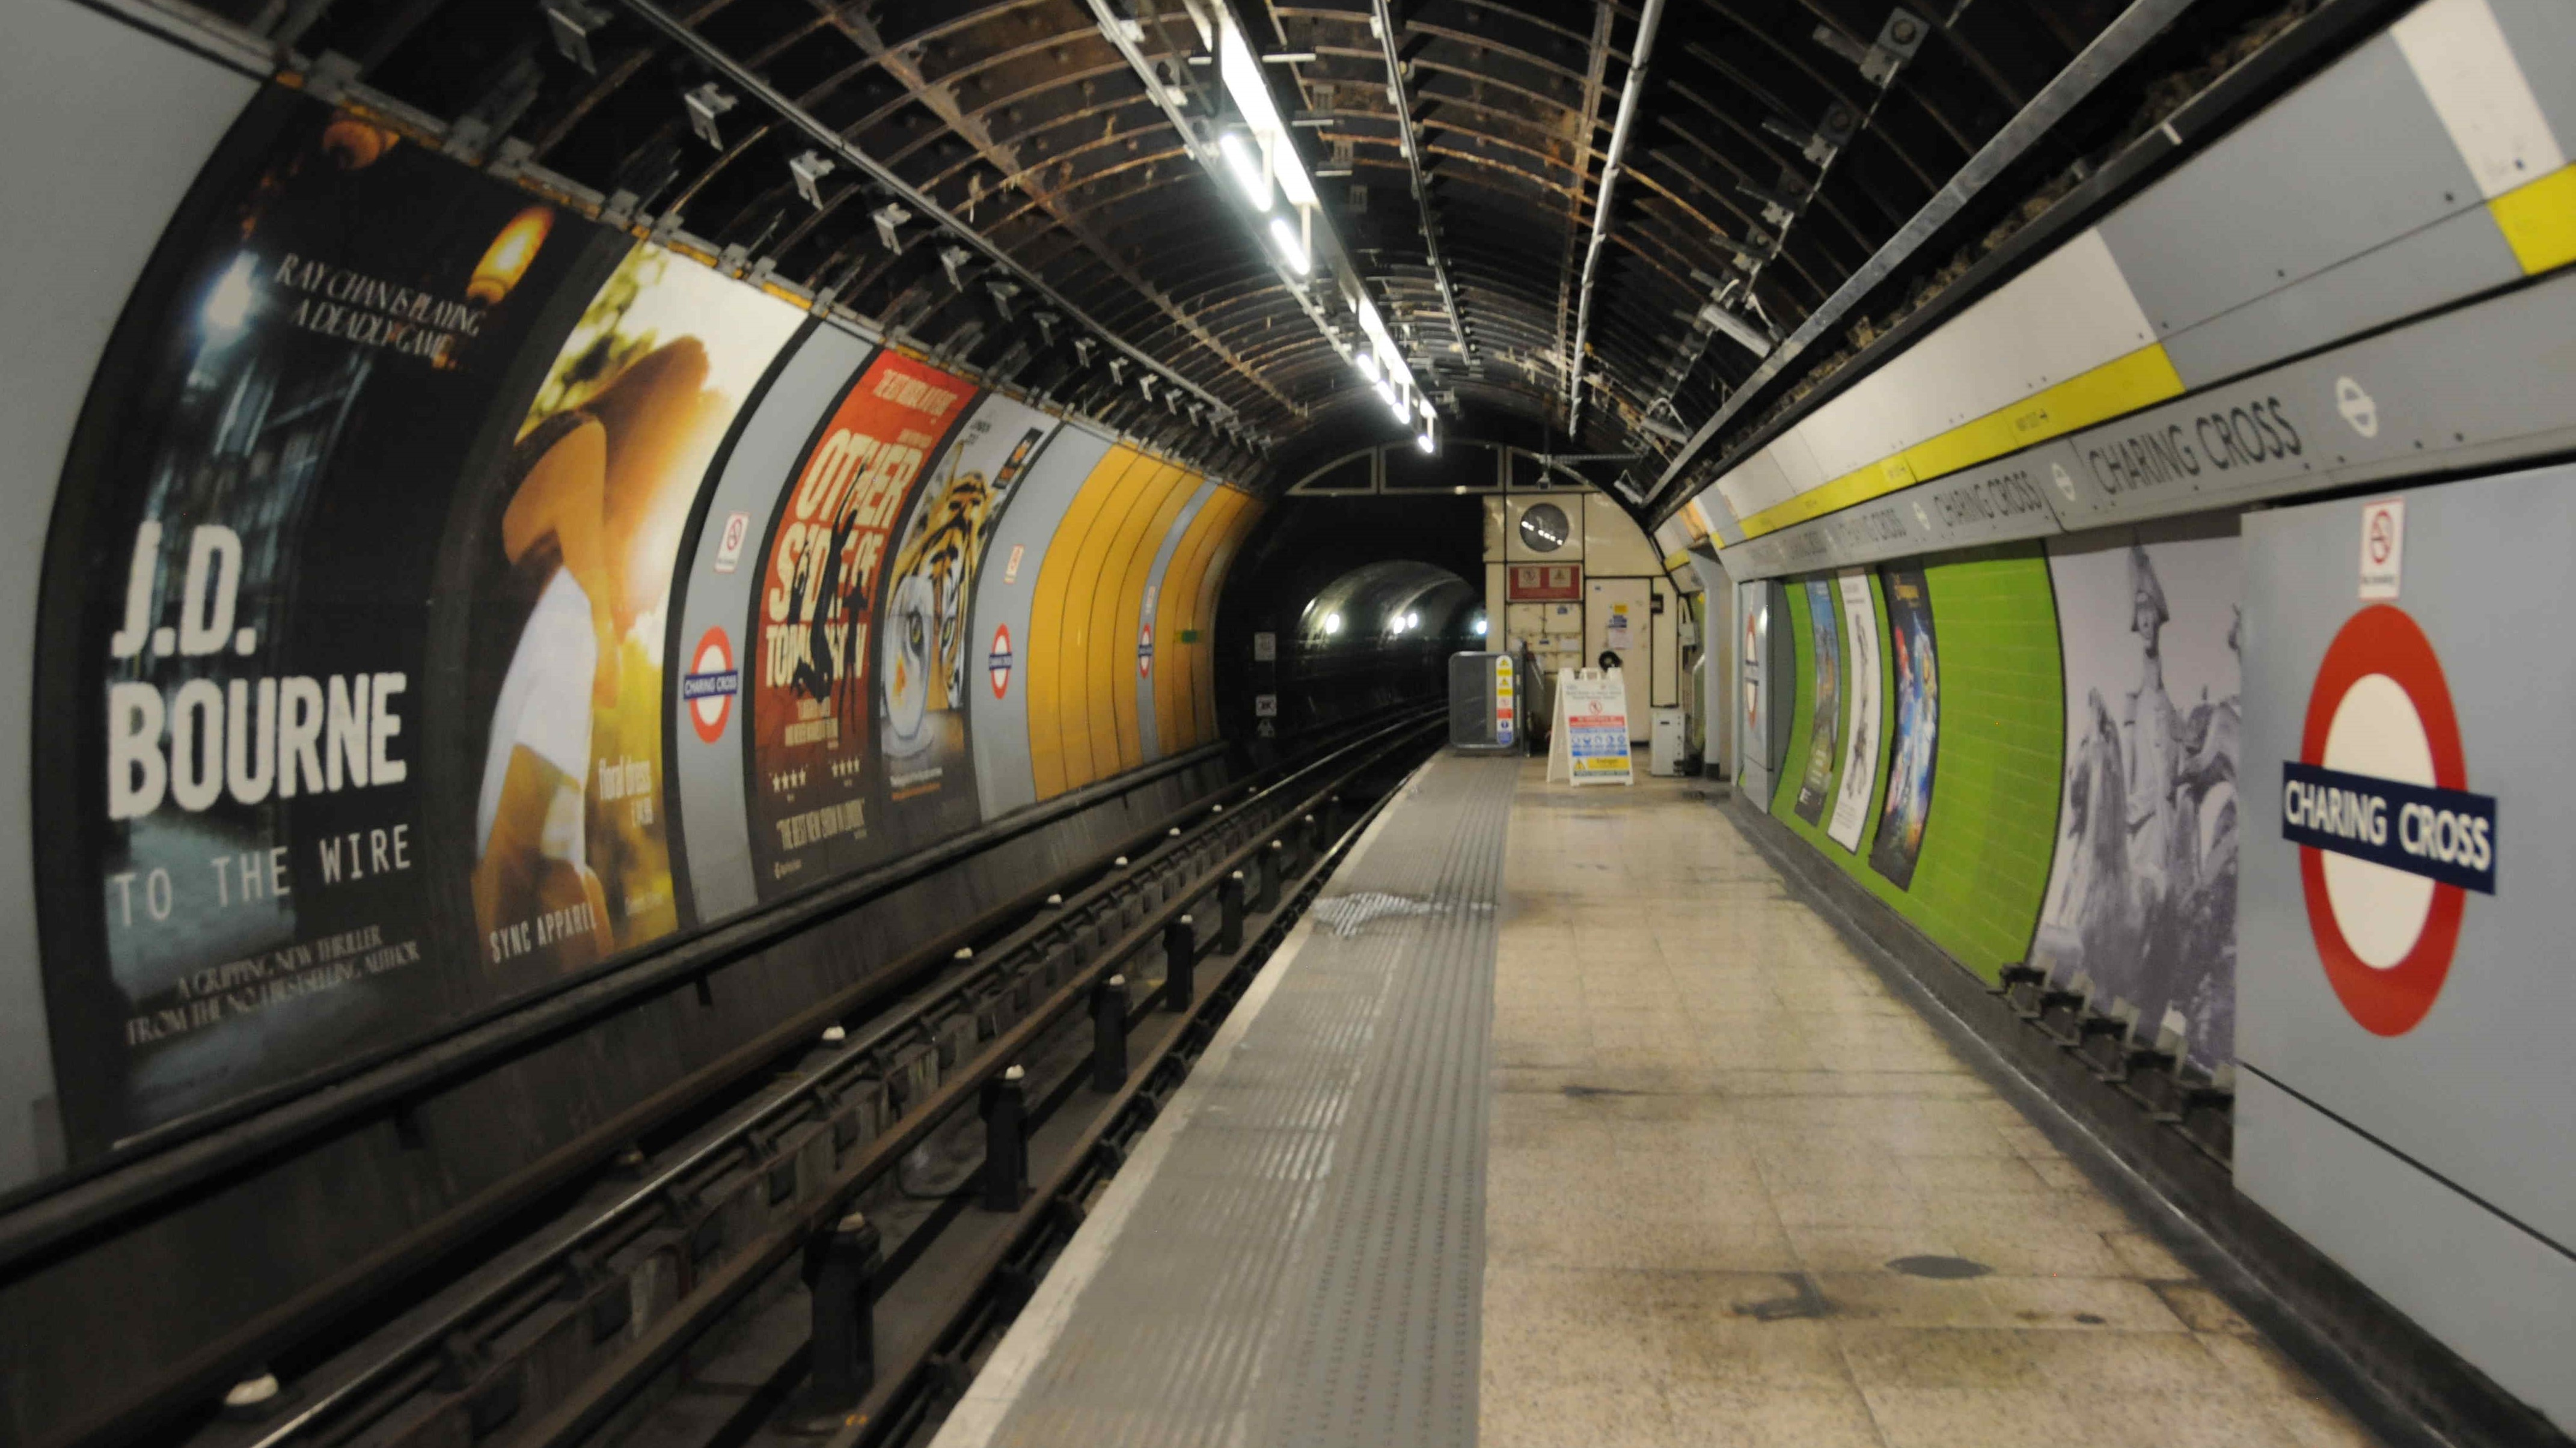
[1483,756,2384,1448]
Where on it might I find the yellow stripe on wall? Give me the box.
[1730,341,2185,541]
[2491,161,2576,276]
[1053,452,1163,794]
[1096,462,1199,781]
[1026,445,1142,801]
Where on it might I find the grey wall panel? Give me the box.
[971,424,1117,822]
[2157,205,2519,389]
[2240,469,2576,1429]
[2070,265,2576,523]
[1721,445,2074,581]
[672,325,875,925]
[1725,261,2576,581]
[2487,0,2576,154]
[1135,478,1217,760]
[2237,1071,2576,1432]
[2099,36,2480,346]
[2240,469,2576,1247]
[2,2,259,1195]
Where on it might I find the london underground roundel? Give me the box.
[988,624,1014,699]
[683,627,740,744]
[2282,605,2495,1036]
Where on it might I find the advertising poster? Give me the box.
[878,394,1048,850]
[750,352,972,895]
[1869,566,1941,889]
[1826,569,1882,852]
[456,241,800,983]
[35,101,592,1147]
[2034,521,2241,1067]
[1793,578,1840,823]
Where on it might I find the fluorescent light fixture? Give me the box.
[1219,130,1270,211]
[1415,432,1435,453]
[1356,350,1380,383]
[1268,215,1309,275]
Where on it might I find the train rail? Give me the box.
[176,712,1442,1448]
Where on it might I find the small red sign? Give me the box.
[1507,563,1581,601]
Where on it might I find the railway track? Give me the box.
[175,712,1442,1448]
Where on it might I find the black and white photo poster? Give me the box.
[2034,519,2242,1069]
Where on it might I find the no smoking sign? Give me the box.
[2358,497,2403,600]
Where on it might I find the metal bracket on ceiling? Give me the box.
[616,0,1240,460]
[788,151,834,209]
[685,84,737,148]
[543,0,610,74]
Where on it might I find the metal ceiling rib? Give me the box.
[180,0,2191,492]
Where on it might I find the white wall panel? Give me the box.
[0,0,260,1193]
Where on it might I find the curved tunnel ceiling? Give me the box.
[243,0,2173,495]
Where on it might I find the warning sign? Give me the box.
[1548,668,1632,786]
[1508,563,1581,601]
[2358,497,2403,600]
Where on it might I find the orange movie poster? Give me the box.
[748,351,972,896]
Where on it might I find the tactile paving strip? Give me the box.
[973,752,1515,1448]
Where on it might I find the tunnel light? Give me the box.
[1323,611,1343,635]
[1268,215,1309,275]
[1472,616,1488,638]
[1407,611,1419,629]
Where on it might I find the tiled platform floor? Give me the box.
[1484,757,2384,1448]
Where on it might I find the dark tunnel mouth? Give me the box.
[1295,561,1483,648]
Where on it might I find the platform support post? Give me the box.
[1092,974,1130,1091]
[979,1066,1029,1211]
[1219,872,1246,953]
[1253,840,1286,911]
[1163,917,1196,1012]
[804,1212,881,1410]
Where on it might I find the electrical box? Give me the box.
[1648,706,1687,777]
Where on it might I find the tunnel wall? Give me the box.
[0,49,1263,1202]
[1682,4,2576,1434]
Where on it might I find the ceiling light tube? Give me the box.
[1415,432,1435,453]
[1267,214,1309,274]
[1219,129,1271,211]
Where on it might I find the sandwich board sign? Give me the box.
[1548,667,1633,785]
